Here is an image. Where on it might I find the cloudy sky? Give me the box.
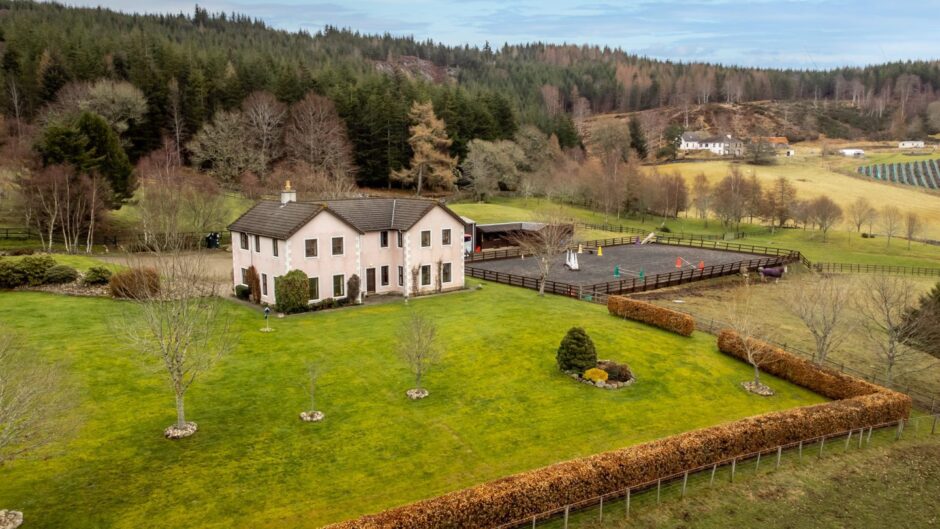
[59,0,940,69]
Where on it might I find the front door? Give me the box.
[366,268,376,293]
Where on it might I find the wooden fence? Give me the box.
[810,262,940,277]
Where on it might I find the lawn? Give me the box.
[0,283,825,529]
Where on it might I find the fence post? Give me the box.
[625,488,631,518]
[657,478,661,504]
[798,440,803,461]
[755,452,761,472]
[563,505,569,529]
[599,496,603,521]
[858,429,864,449]
[776,446,782,469]
[532,515,536,529]
[710,463,717,485]
[682,471,688,497]
[896,419,904,440]
[932,415,938,435]
[867,426,873,445]
[731,458,736,482]
[844,430,852,451]
[819,436,825,457]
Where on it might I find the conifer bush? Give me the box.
[556,327,597,372]
[275,270,309,314]
[43,264,79,284]
[83,266,113,285]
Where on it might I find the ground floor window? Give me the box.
[308,277,319,300]
[240,267,248,285]
[420,264,431,286]
[442,262,452,283]
[261,273,268,296]
[381,265,389,286]
[333,274,345,297]
[398,266,404,286]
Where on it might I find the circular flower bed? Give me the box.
[741,380,775,396]
[566,359,635,390]
[164,421,198,439]
[300,410,325,422]
[406,388,429,400]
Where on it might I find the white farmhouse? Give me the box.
[228,184,467,306]
[679,131,744,156]
[899,141,925,149]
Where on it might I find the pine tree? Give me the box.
[628,116,648,159]
[393,101,457,195]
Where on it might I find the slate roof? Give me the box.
[228,197,465,239]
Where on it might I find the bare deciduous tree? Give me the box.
[904,212,922,250]
[588,121,631,223]
[396,311,442,396]
[284,92,355,181]
[726,279,776,393]
[855,274,940,386]
[508,214,573,297]
[781,274,854,365]
[691,172,711,227]
[187,110,256,184]
[847,197,877,234]
[881,205,902,247]
[113,251,234,437]
[242,91,286,181]
[807,195,842,241]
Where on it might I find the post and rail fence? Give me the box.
[494,414,940,529]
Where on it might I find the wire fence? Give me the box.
[497,413,940,529]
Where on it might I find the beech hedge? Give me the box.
[323,332,910,529]
[607,295,695,336]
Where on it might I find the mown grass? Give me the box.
[541,425,940,529]
[0,283,824,529]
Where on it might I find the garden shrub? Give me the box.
[235,284,250,300]
[274,269,309,314]
[607,296,695,336]
[556,327,597,373]
[246,265,261,304]
[43,264,79,284]
[347,274,360,302]
[8,248,34,256]
[109,268,160,299]
[83,266,112,285]
[17,255,56,286]
[0,260,26,289]
[598,360,634,382]
[325,333,910,529]
[583,368,608,382]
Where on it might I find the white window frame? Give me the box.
[240,267,248,286]
[381,265,389,286]
[331,236,344,256]
[272,239,279,257]
[261,273,268,296]
[442,228,452,246]
[442,262,452,284]
[308,276,320,301]
[421,230,431,248]
[420,264,431,286]
[398,265,404,287]
[254,234,261,253]
[397,231,403,248]
[240,233,249,250]
[304,238,318,258]
[380,230,389,248]
[333,274,345,297]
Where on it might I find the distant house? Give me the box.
[228,184,467,305]
[899,141,925,149]
[679,132,744,156]
[839,148,865,158]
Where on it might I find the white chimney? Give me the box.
[281,180,297,205]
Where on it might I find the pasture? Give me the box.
[0,284,825,529]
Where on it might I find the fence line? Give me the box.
[0,226,231,247]
[809,262,940,277]
[495,414,940,529]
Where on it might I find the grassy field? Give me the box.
[662,156,940,239]
[639,272,940,397]
[0,283,825,529]
[541,427,940,529]
[450,197,940,268]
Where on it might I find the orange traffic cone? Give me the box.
[675,257,682,269]
[698,260,705,270]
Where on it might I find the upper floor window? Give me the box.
[442,228,452,245]
[254,235,260,253]
[397,231,403,248]
[305,238,318,258]
[240,233,249,250]
[272,239,279,257]
[380,231,389,248]
[331,236,344,256]
[421,230,431,247]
